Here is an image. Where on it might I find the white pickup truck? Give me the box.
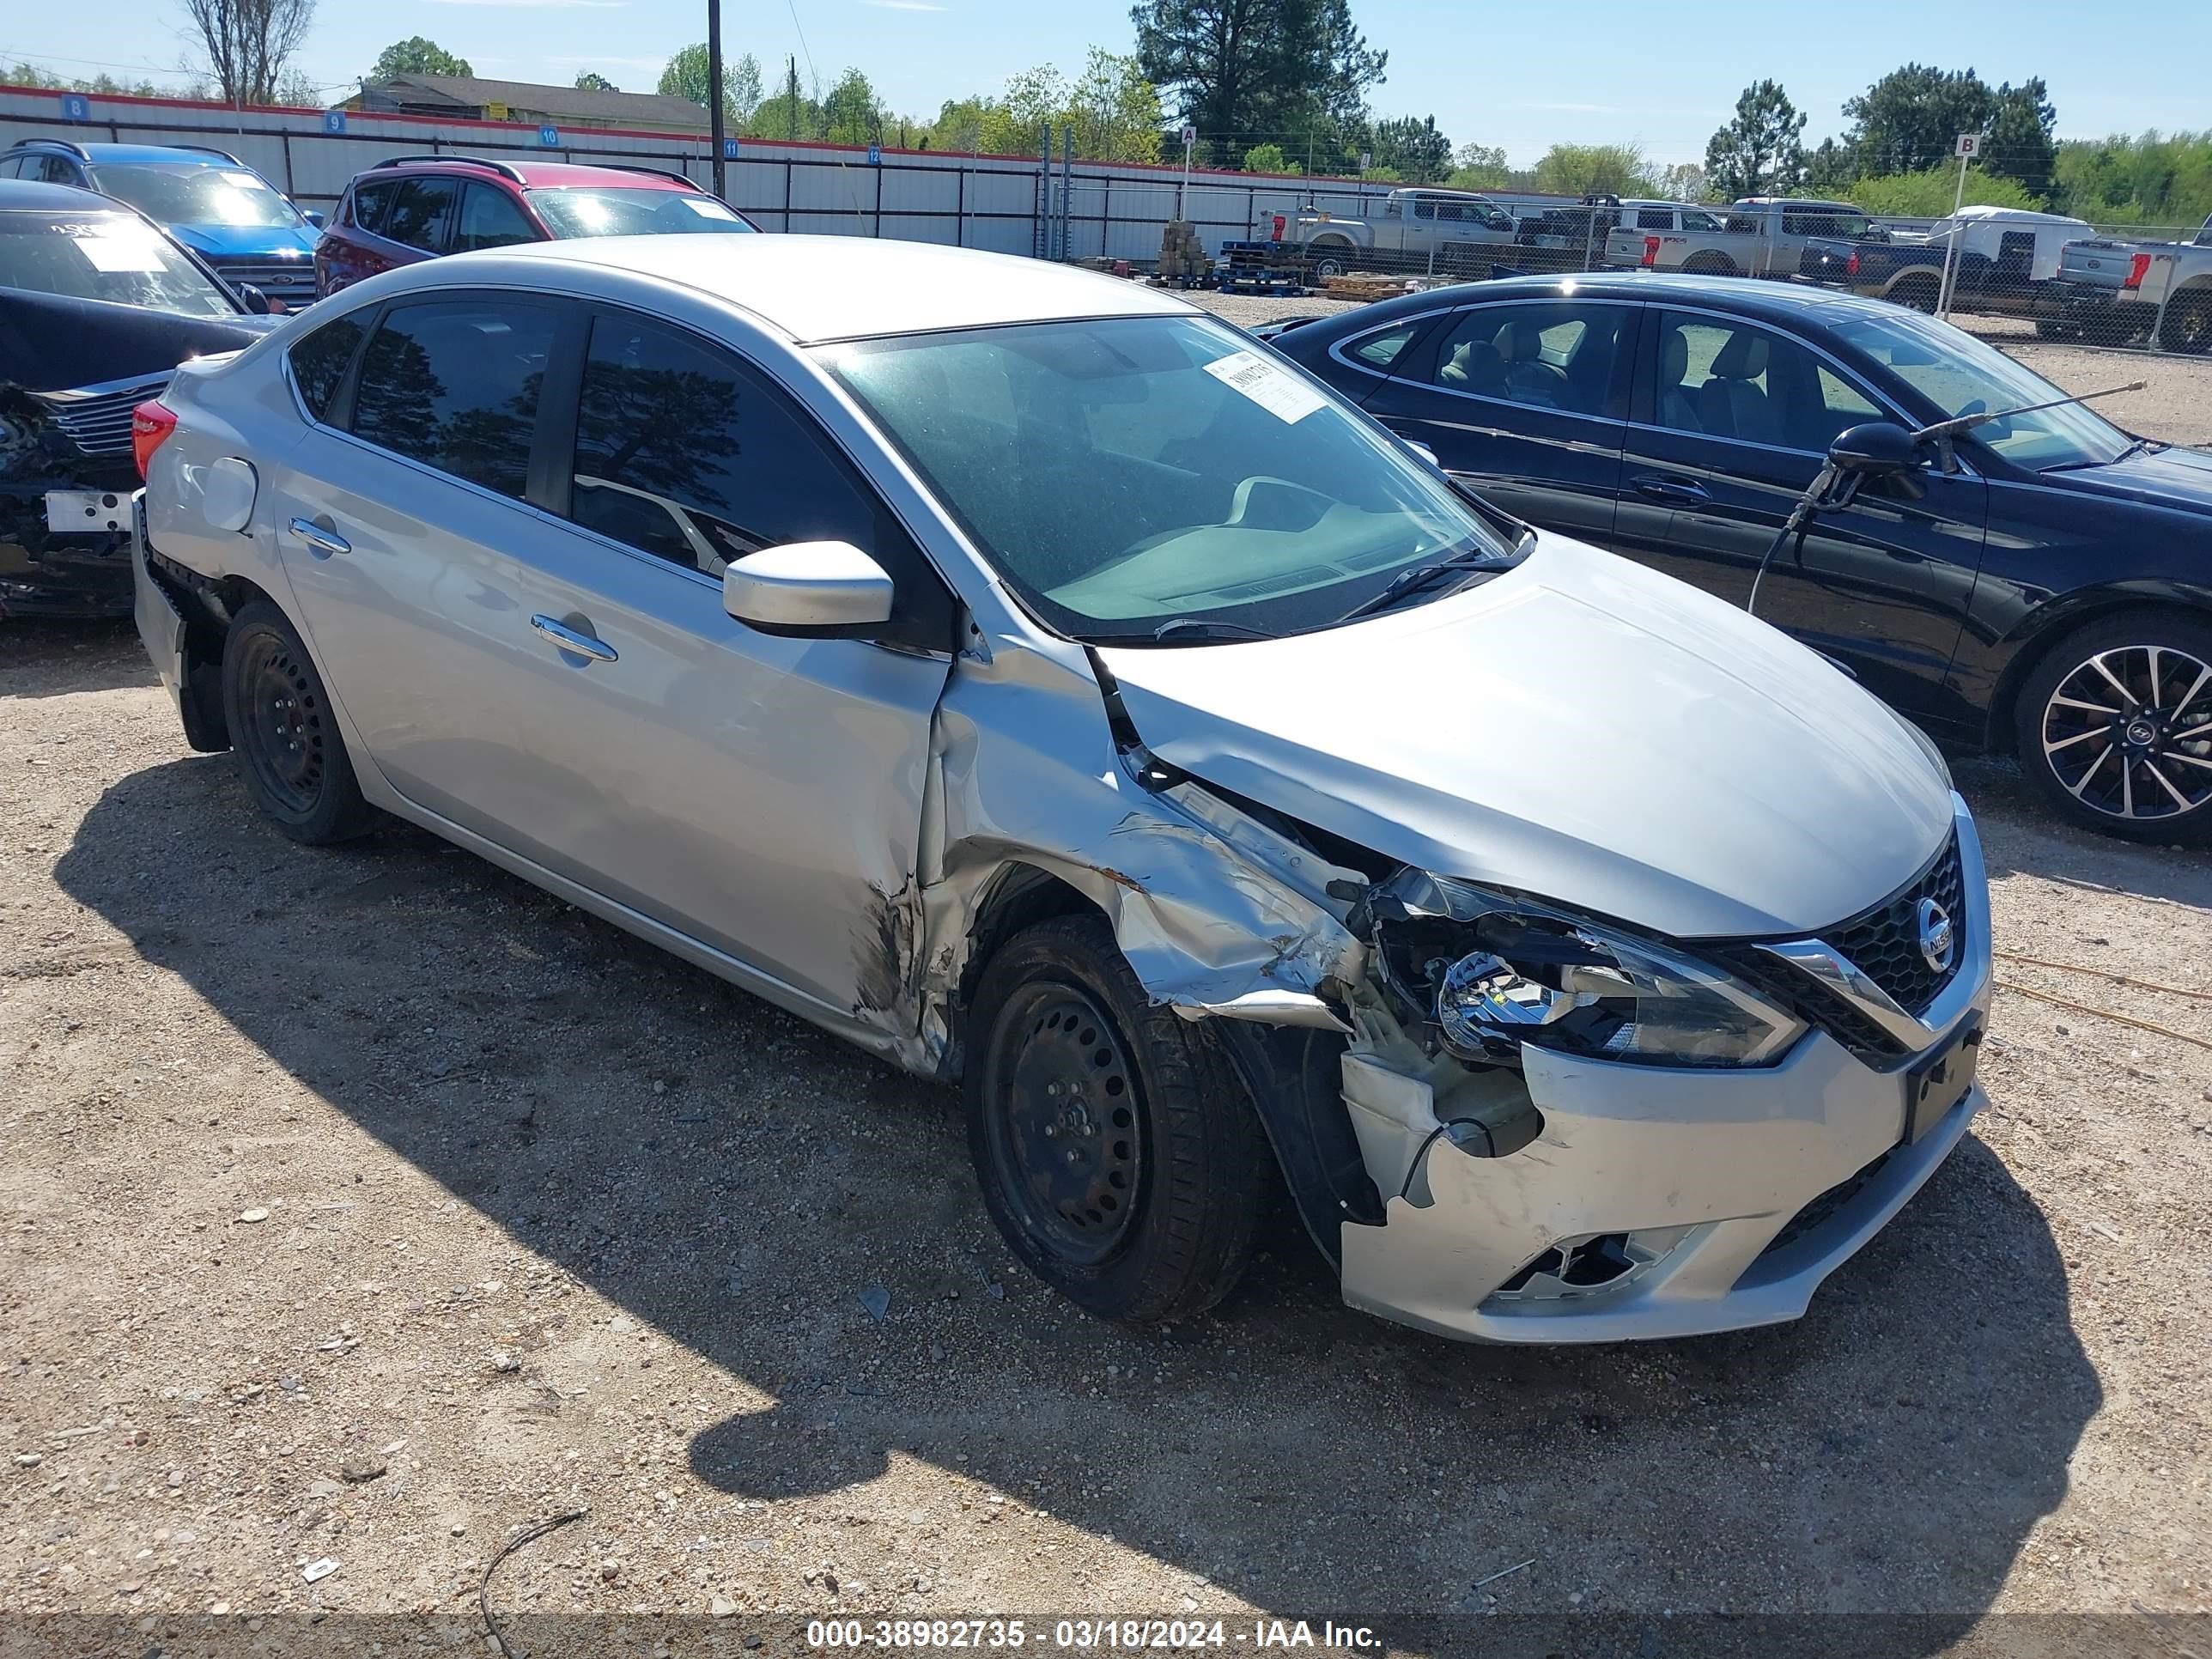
[1606,197,1880,276]
[1295,188,1520,279]
[2064,215,2212,354]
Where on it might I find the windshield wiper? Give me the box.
[2039,435,2160,473]
[1083,617,1281,646]
[1332,544,1516,625]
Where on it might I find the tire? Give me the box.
[2014,611,2212,845]
[964,915,1275,1324]
[1309,240,1352,281]
[220,599,379,844]
[2033,319,2081,341]
[1682,252,1737,276]
[2157,292,2212,356]
[1890,276,1941,314]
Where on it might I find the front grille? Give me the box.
[1827,832,1965,1016]
[34,376,170,458]
[212,259,315,298]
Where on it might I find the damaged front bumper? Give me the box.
[1333,799,1992,1344]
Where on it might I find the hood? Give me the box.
[1097,532,1954,942]
[2045,444,2212,514]
[168,223,319,260]
[0,289,264,393]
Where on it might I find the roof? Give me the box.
[470,234,1194,343]
[1944,204,2092,227]
[365,72,713,131]
[9,140,246,167]
[1282,270,1913,342]
[0,178,138,210]
[361,155,697,191]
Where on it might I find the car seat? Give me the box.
[1696,330,1782,446]
[1493,319,1565,407]
[1658,328,1703,431]
[1437,336,1507,397]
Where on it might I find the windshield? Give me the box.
[528,187,754,238]
[1832,308,2131,471]
[0,210,237,318]
[823,314,1516,642]
[88,164,305,229]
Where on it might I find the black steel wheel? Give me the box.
[2019,615,2212,844]
[220,600,378,844]
[980,981,1146,1266]
[964,915,1274,1323]
[2159,294,2212,356]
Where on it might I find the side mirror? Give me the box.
[302,209,326,229]
[723,540,894,635]
[1827,421,1923,475]
[236,283,272,316]
[1401,438,1442,470]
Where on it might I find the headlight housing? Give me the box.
[1367,873,1806,1070]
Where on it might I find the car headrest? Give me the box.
[1710,330,1768,380]
[1443,337,1506,392]
[1660,328,1689,383]
[1493,319,1543,363]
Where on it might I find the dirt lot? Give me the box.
[2,319,2210,1657]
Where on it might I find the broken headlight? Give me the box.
[1370,877,1805,1070]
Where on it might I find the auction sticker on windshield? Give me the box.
[1202,349,1324,423]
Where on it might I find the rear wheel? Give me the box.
[2015,612,2212,845]
[1682,252,1737,276]
[1309,240,1353,281]
[221,600,379,844]
[1890,276,1942,314]
[964,915,1274,1324]
[2157,292,2212,356]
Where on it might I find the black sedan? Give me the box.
[1262,272,2212,845]
[1,179,273,618]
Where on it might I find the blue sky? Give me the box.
[8,0,2208,167]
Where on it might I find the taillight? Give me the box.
[132,398,179,481]
[1846,248,1860,276]
[2124,252,2152,290]
[1641,235,1660,268]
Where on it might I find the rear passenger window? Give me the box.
[349,300,556,498]
[288,311,368,422]
[1423,301,1627,418]
[349,179,396,233]
[379,178,459,252]
[1637,209,1673,230]
[568,313,881,574]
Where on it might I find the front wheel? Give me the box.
[1309,241,1352,281]
[221,600,380,844]
[2015,612,2212,844]
[964,915,1274,1324]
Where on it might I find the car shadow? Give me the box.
[0,617,154,697]
[54,755,2100,1637]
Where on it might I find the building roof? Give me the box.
[363,72,713,131]
[450,234,1194,344]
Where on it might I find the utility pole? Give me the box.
[787,57,799,141]
[706,0,726,201]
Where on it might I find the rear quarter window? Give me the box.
[289,312,368,422]
[348,179,396,234]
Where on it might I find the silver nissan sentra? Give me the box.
[131,234,1991,1341]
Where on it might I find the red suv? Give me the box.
[314,155,758,299]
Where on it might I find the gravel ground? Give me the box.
[2,312,2209,1656]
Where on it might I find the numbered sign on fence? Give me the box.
[538,125,560,148]
[61,94,90,121]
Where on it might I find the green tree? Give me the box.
[1841,64,2055,195]
[1243,141,1298,174]
[821,67,883,145]
[369,36,471,81]
[2052,131,2212,228]
[1803,136,1856,193]
[573,70,617,93]
[1131,0,1386,167]
[1370,114,1450,183]
[1448,142,1510,189]
[1066,49,1164,163]
[1705,79,1806,198]
[1849,165,2041,216]
[659,42,760,127]
[1534,142,1652,197]
[1651,161,1710,202]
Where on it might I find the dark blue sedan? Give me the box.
[1262,273,2212,845]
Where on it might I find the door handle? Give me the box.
[1632,475,1710,506]
[530,613,618,664]
[287,516,349,556]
